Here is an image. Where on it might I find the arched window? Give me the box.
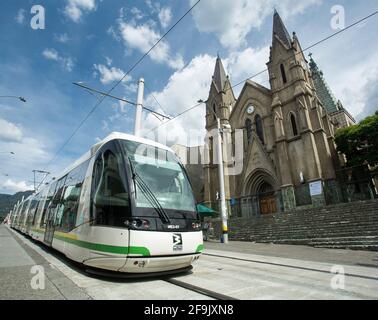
[280,64,287,84]
[245,119,253,144]
[290,113,298,136]
[213,104,217,121]
[255,114,265,145]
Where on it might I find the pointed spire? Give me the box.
[212,55,228,93]
[273,10,292,48]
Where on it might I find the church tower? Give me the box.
[203,56,236,210]
[267,10,337,209]
[205,55,235,130]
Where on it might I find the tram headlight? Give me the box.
[124,218,151,230]
[191,222,201,230]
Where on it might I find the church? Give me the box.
[202,11,356,217]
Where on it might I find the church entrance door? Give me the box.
[258,182,277,215]
[259,195,277,215]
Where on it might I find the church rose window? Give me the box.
[255,115,265,145]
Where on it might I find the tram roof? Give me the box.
[55,132,175,182]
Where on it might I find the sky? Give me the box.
[0,0,377,194]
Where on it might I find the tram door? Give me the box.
[44,208,56,245]
[44,176,67,246]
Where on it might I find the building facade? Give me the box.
[203,11,357,217]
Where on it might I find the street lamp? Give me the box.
[0,96,27,103]
[198,99,229,244]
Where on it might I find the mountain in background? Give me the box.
[0,191,34,219]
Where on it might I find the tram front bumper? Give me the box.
[119,253,201,273]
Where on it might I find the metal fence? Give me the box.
[205,165,377,219]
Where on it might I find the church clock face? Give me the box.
[247,105,255,115]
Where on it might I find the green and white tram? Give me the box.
[12,132,203,275]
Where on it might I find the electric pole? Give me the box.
[198,97,229,244]
[134,78,145,136]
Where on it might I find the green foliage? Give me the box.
[335,111,378,167]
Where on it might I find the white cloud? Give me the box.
[190,0,321,49]
[54,33,70,43]
[131,7,144,20]
[64,0,96,23]
[42,48,74,72]
[42,48,59,61]
[142,54,215,146]
[359,68,378,119]
[0,118,23,143]
[225,46,270,89]
[1,179,34,193]
[0,118,50,194]
[118,21,184,70]
[158,7,172,29]
[15,8,26,24]
[105,56,112,66]
[93,64,131,84]
[140,47,273,146]
[328,53,378,119]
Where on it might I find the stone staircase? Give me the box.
[212,200,378,251]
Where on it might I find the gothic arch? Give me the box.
[243,169,279,196]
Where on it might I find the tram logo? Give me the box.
[173,234,183,251]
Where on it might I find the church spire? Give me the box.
[272,10,292,48]
[212,55,228,93]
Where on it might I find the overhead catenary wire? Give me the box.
[144,83,171,121]
[144,10,378,135]
[73,82,171,120]
[44,0,201,170]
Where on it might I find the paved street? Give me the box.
[1,224,378,300]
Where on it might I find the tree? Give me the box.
[335,111,378,168]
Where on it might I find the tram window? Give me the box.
[55,160,89,232]
[93,149,130,227]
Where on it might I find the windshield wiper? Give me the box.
[128,157,171,224]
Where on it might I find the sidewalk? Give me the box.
[0,225,91,300]
[203,239,378,268]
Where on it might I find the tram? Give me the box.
[9,132,203,274]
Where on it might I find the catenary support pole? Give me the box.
[216,117,228,244]
[134,78,145,136]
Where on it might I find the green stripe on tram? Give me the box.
[196,244,204,253]
[53,234,150,256]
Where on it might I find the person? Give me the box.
[202,221,210,241]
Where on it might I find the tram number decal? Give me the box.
[173,234,183,251]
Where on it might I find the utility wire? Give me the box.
[144,10,378,135]
[44,0,201,170]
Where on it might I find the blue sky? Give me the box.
[0,0,377,194]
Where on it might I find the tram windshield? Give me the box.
[121,140,197,213]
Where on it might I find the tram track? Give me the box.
[203,253,378,281]
[164,278,238,300]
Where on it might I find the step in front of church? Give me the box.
[210,200,378,251]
